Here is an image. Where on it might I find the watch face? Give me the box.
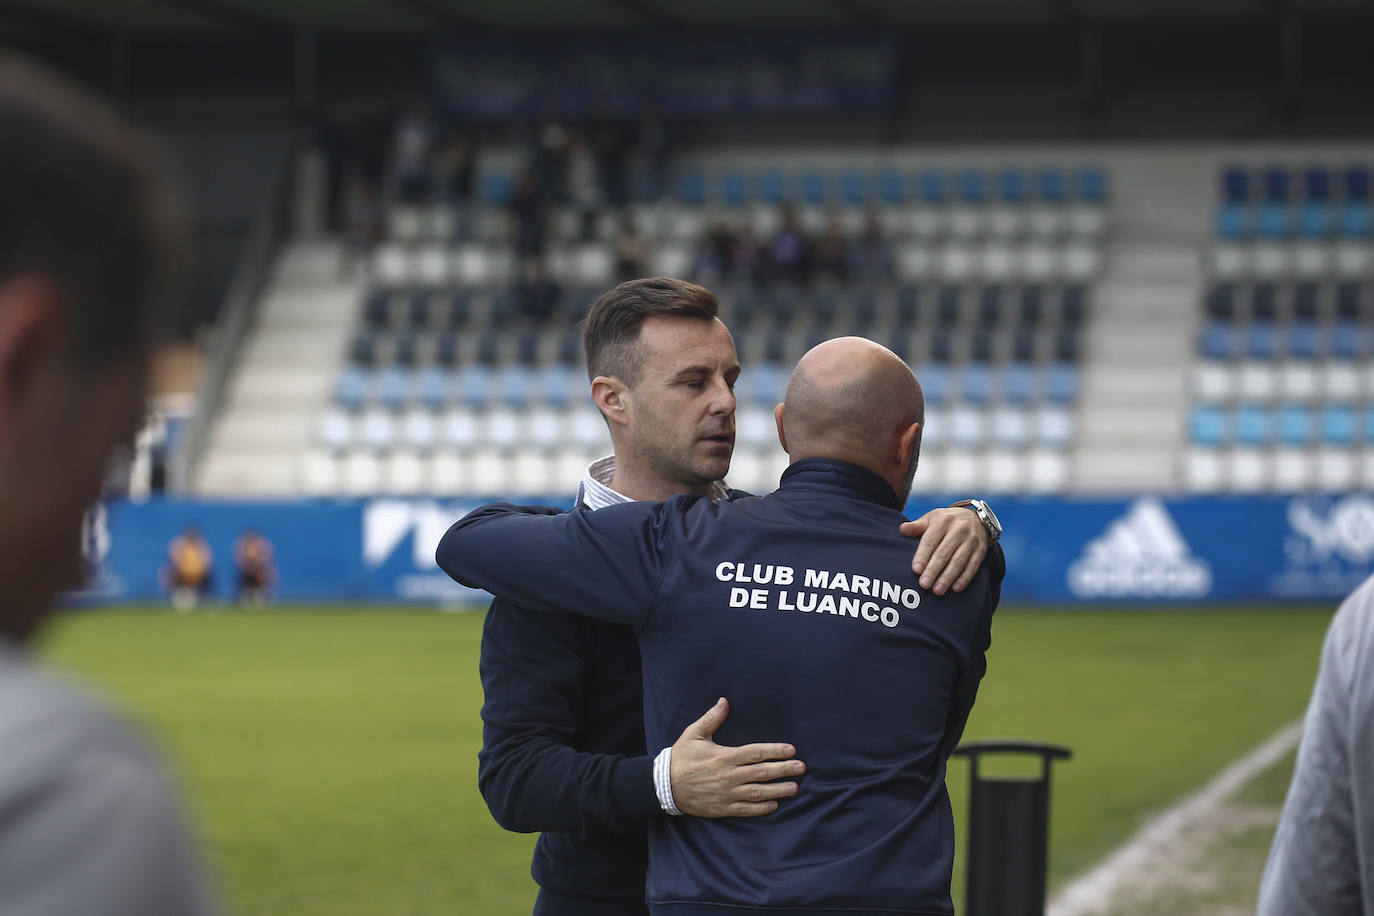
[980,501,1002,536]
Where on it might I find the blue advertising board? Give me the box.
[78,493,1374,606]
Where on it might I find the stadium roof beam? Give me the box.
[382,0,492,33]
[150,0,289,35]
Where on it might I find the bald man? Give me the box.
[437,337,1003,915]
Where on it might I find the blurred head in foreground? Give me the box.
[0,53,182,643]
[581,276,739,501]
[777,336,925,505]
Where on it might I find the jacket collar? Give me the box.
[778,458,903,511]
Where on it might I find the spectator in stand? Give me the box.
[727,224,762,285]
[766,204,809,286]
[693,221,733,282]
[516,260,563,324]
[849,209,893,280]
[163,526,213,611]
[511,170,549,264]
[812,216,850,283]
[615,218,648,281]
[433,133,476,241]
[566,133,603,241]
[233,530,276,607]
[389,103,434,205]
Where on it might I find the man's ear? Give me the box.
[0,276,65,444]
[896,421,921,473]
[590,375,632,428]
[774,403,788,453]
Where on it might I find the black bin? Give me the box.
[952,740,1072,916]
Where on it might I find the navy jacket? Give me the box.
[440,459,1003,916]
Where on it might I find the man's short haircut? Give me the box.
[581,277,718,385]
[0,53,182,368]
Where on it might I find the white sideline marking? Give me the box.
[1047,719,1304,916]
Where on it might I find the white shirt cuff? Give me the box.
[652,746,683,816]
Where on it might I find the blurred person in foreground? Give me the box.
[233,529,276,607]
[1259,571,1374,915]
[454,277,1000,915]
[163,524,213,610]
[0,54,216,914]
[440,336,1003,913]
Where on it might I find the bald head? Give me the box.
[777,337,925,500]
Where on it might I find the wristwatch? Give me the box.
[952,499,1002,543]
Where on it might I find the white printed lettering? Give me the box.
[804,568,829,588]
[730,587,750,607]
[880,607,900,628]
[750,589,769,610]
[861,601,879,622]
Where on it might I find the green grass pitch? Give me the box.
[36,604,1331,915]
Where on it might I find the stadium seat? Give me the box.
[1256,203,1290,239]
[1322,363,1362,401]
[341,450,383,495]
[1271,448,1313,491]
[1293,282,1320,320]
[1303,165,1332,202]
[1026,449,1067,492]
[1278,362,1321,403]
[968,329,996,364]
[1245,322,1279,359]
[1329,321,1362,359]
[1184,448,1225,492]
[335,367,368,410]
[918,364,950,406]
[917,171,947,204]
[497,365,534,410]
[990,407,1029,448]
[359,409,395,454]
[1298,202,1333,239]
[984,450,1025,492]
[929,328,954,364]
[298,450,340,496]
[1234,405,1272,447]
[1034,406,1074,448]
[1277,404,1314,447]
[1045,364,1079,404]
[349,331,378,367]
[1215,204,1249,240]
[376,367,411,411]
[1235,361,1278,401]
[456,366,493,410]
[381,450,426,495]
[676,170,707,205]
[468,449,511,495]
[1345,165,1371,202]
[1340,203,1373,238]
[1251,283,1279,321]
[1002,363,1035,404]
[1221,166,1250,203]
[510,449,554,494]
[568,407,608,451]
[949,408,987,447]
[1287,322,1320,360]
[400,408,438,452]
[841,171,867,205]
[1227,448,1270,493]
[736,407,776,449]
[960,364,994,403]
[427,452,467,494]
[1075,167,1108,202]
[741,362,785,407]
[1193,361,1233,401]
[1199,322,1235,359]
[317,409,353,453]
[525,407,564,451]
[800,172,828,205]
[1263,166,1292,202]
[878,171,905,205]
[1315,449,1358,491]
[1335,281,1364,320]
[1036,168,1067,203]
[1188,405,1228,447]
[393,332,419,368]
[363,291,390,328]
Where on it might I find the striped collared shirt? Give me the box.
[577,455,732,510]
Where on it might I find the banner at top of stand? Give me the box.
[73,493,1374,607]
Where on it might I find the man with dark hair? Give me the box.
[0,54,216,913]
[476,278,999,914]
[445,337,1002,913]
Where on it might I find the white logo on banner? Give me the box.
[1286,496,1374,565]
[363,500,488,604]
[1067,498,1212,598]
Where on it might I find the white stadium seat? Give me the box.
[987,206,1026,239]
[736,406,777,449]
[382,449,426,495]
[905,207,943,239]
[1271,448,1314,491]
[568,407,609,451]
[1227,448,1270,493]
[371,243,413,287]
[387,206,424,243]
[1315,449,1357,492]
[946,206,984,239]
[360,408,395,453]
[1193,362,1234,401]
[1184,449,1225,492]
[318,409,354,453]
[937,244,976,281]
[985,450,1025,491]
[298,450,340,496]
[1067,204,1105,238]
[442,409,479,452]
[1334,242,1371,277]
[942,449,984,492]
[468,449,510,495]
[511,450,554,494]
[1278,363,1321,403]
[1322,363,1363,401]
[401,408,438,452]
[1210,245,1247,280]
[426,452,467,494]
[651,243,692,278]
[1292,243,1331,278]
[1252,243,1289,279]
[1025,449,1068,493]
[1235,361,1279,401]
[414,244,451,287]
[525,407,565,451]
[481,408,522,450]
[894,243,933,281]
[341,449,383,495]
[1027,205,1066,239]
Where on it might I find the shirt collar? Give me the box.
[577,455,732,510]
[778,457,904,511]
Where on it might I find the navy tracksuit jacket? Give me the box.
[442,459,1003,915]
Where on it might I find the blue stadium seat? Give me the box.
[1365,407,1374,444]
[957,170,987,204]
[1336,282,1364,320]
[393,331,419,367]
[1002,363,1035,404]
[677,170,707,205]
[1052,327,1079,363]
[1189,405,1228,447]
[416,367,449,410]
[1263,166,1292,202]
[349,331,378,367]
[759,170,787,205]
[977,286,1003,327]
[481,172,514,206]
[557,329,581,365]
[335,367,369,410]
[457,366,492,409]
[1277,405,1314,446]
[1303,165,1332,202]
[406,292,432,329]
[743,362,785,407]
[1297,202,1332,239]
[811,289,839,326]
[1036,168,1066,203]
[1293,282,1319,321]
[841,171,867,205]
[1215,204,1250,240]
[1011,327,1036,362]
[1251,283,1279,321]
[768,285,800,324]
[1200,322,1235,359]
[1018,286,1044,326]
[936,286,961,327]
[1340,203,1372,238]
[435,332,460,367]
[1345,165,1371,202]
[1256,203,1290,239]
[1321,405,1356,446]
[445,291,471,329]
[969,330,996,364]
[928,328,953,363]
[1234,405,1273,447]
[1060,286,1088,326]
[499,365,534,409]
[476,330,501,366]
[488,288,519,328]
[920,364,950,405]
[1221,166,1250,203]
[961,364,993,403]
[720,171,747,206]
[515,331,540,366]
[917,171,947,204]
[1205,283,1237,321]
[763,327,787,363]
[538,365,575,408]
[1076,167,1108,202]
[800,172,828,205]
[376,367,410,411]
[1329,321,1361,359]
[363,291,390,328]
[878,171,905,205]
[1287,322,1320,360]
[853,288,879,329]
[997,170,1026,203]
[895,285,920,326]
[1046,364,1079,403]
[1245,322,1279,359]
